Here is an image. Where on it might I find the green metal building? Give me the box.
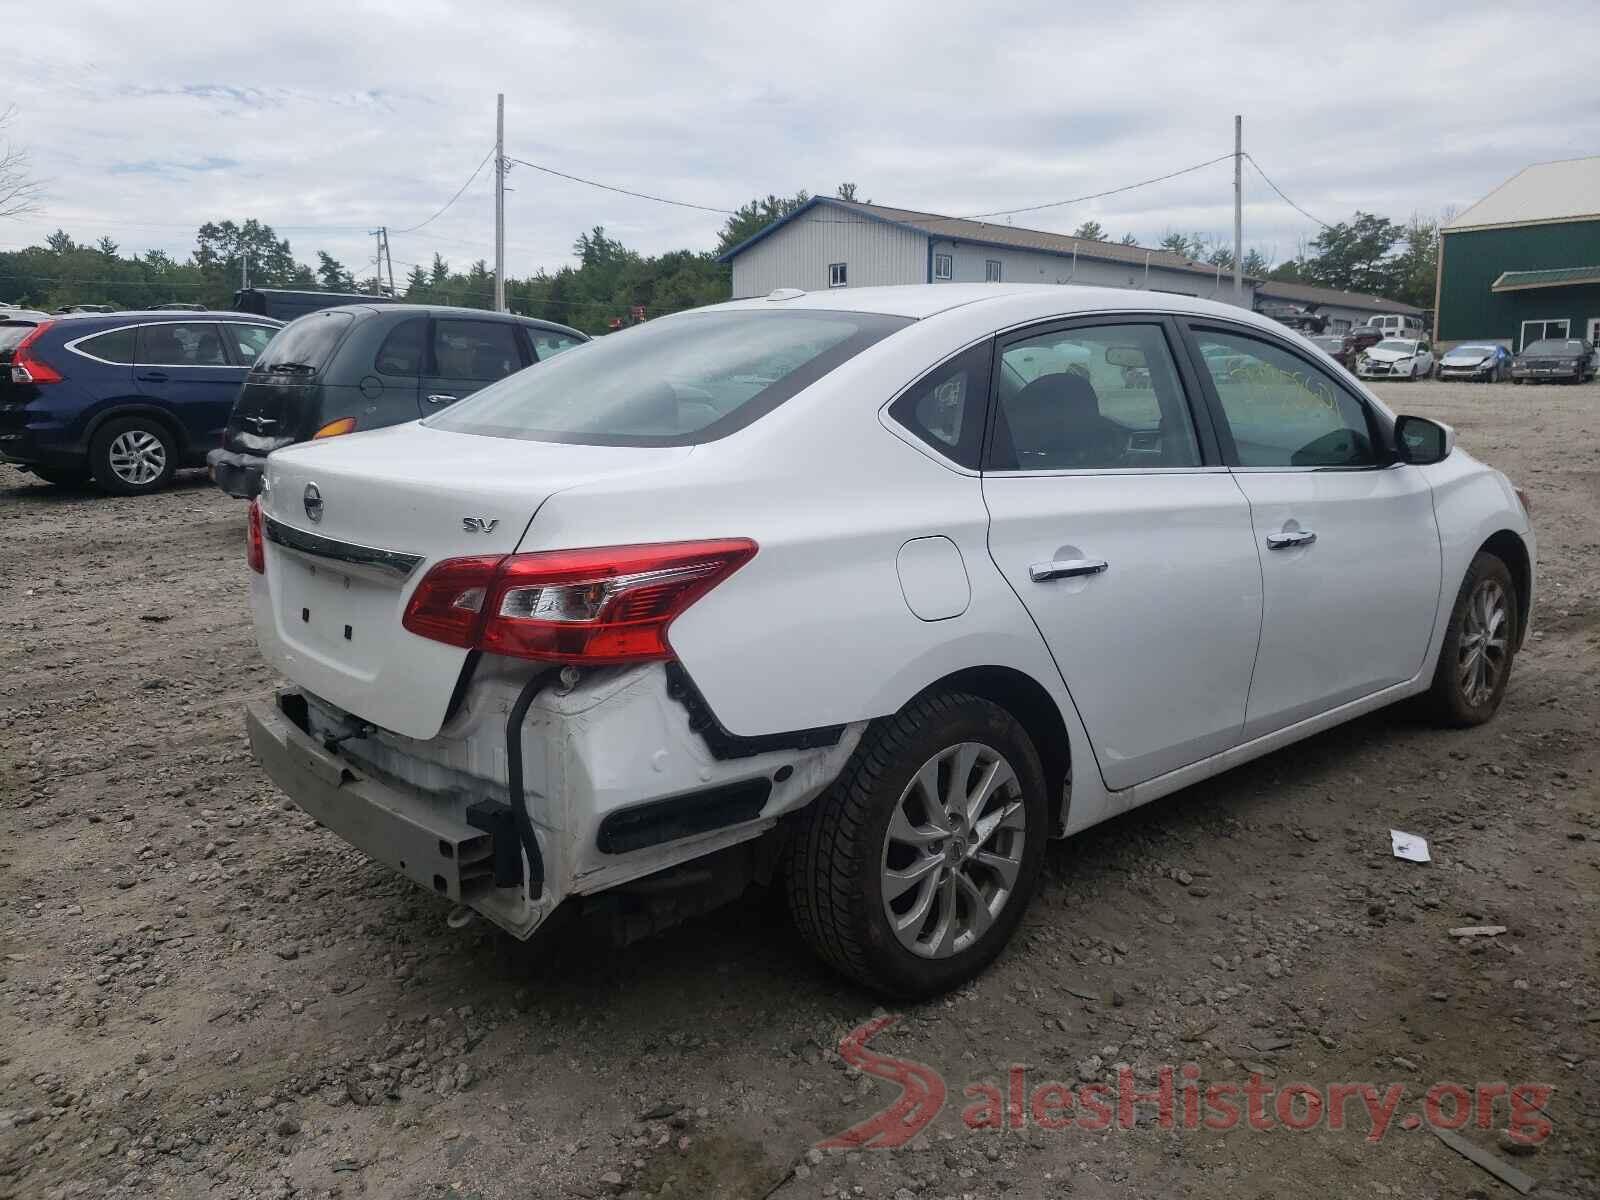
[1436,156,1600,352]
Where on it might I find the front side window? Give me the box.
[888,340,992,469]
[135,322,227,366]
[1193,328,1376,468]
[934,253,954,281]
[828,262,847,288]
[229,325,278,365]
[72,327,136,364]
[375,318,426,376]
[428,310,910,446]
[985,260,1002,282]
[992,323,1201,470]
[432,319,523,382]
[530,330,584,360]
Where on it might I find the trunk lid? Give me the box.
[255,423,692,739]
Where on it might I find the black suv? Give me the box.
[209,304,587,498]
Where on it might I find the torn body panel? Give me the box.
[250,659,866,940]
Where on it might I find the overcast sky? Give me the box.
[6,0,1598,281]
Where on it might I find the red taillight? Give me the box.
[402,539,757,664]
[247,499,266,573]
[9,322,62,385]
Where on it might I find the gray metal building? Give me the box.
[718,198,1257,306]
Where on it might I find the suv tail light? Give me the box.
[247,499,266,573]
[9,323,62,385]
[402,539,757,664]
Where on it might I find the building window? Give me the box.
[985,260,1002,283]
[1520,318,1569,349]
[934,253,953,281]
[828,262,847,288]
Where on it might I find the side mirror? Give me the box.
[1394,414,1454,465]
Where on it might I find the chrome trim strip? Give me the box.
[262,515,424,580]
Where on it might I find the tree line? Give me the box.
[2,179,1440,328]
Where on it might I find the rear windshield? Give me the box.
[253,309,355,373]
[427,310,911,446]
[0,322,40,352]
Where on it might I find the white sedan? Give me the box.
[1358,337,1436,380]
[242,284,1534,998]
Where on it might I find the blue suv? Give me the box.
[1,310,282,494]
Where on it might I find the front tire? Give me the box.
[1425,551,1518,726]
[786,691,1048,998]
[90,417,176,495]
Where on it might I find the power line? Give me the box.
[507,157,736,215]
[1244,153,1330,229]
[958,154,1236,219]
[390,147,496,234]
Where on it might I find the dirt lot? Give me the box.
[2,379,1596,1200]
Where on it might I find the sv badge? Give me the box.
[462,517,500,534]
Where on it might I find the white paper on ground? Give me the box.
[1390,829,1431,863]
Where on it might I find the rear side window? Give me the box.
[888,341,992,469]
[992,323,1201,470]
[136,322,228,366]
[255,310,355,373]
[375,318,426,376]
[432,319,523,382]
[428,310,911,446]
[72,327,137,364]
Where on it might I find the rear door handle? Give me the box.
[425,393,458,405]
[1266,530,1317,549]
[137,371,169,382]
[1028,558,1108,582]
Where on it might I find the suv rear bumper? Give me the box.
[208,448,266,498]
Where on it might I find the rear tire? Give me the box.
[786,691,1048,998]
[90,417,176,495]
[1424,551,1518,726]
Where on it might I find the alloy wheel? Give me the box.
[879,741,1026,959]
[108,429,167,486]
[1458,579,1509,707]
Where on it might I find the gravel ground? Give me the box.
[1,379,1596,1200]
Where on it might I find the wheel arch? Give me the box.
[1478,529,1531,649]
[85,403,190,456]
[916,665,1072,835]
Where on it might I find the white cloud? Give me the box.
[5,0,1597,277]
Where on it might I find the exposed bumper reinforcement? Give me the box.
[245,696,550,938]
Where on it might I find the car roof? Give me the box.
[309,302,586,339]
[700,282,1310,336]
[26,311,284,330]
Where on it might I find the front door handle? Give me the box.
[137,371,169,382]
[425,393,458,405]
[1266,530,1317,549]
[1029,558,1109,582]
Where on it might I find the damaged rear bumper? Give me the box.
[246,695,554,937]
[245,664,866,941]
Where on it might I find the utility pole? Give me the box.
[372,228,385,295]
[1233,114,1243,303]
[241,247,250,292]
[494,93,506,312]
